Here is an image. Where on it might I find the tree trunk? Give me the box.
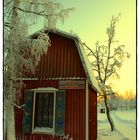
[4,0,20,139]
[5,105,16,140]
[126,101,128,110]
[104,95,115,131]
[4,79,16,140]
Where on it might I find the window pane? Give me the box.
[34,93,54,128]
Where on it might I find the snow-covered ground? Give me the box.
[97,109,136,140]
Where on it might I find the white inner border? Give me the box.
[86,80,89,140]
[31,87,57,135]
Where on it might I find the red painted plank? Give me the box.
[88,86,97,140]
[15,80,87,140]
[25,33,86,79]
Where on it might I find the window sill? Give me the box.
[32,127,54,134]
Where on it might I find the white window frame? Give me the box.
[31,87,58,135]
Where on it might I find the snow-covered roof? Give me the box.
[30,28,101,93]
[75,39,101,93]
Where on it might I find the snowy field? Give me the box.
[97,109,136,140]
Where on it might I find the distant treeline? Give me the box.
[98,90,136,110]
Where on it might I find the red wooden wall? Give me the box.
[15,80,86,140]
[88,86,97,140]
[15,31,97,140]
[25,33,86,79]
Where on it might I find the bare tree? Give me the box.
[4,0,74,139]
[83,14,130,131]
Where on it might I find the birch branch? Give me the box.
[12,103,25,109]
[18,7,49,17]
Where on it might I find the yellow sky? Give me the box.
[29,0,136,94]
[57,0,136,94]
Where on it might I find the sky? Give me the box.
[57,0,136,94]
[29,0,136,94]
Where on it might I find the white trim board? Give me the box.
[86,80,89,140]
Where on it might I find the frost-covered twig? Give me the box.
[18,7,49,17]
[12,103,25,109]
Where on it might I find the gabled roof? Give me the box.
[30,28,101,93]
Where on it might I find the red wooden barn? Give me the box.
[15,28,100,140]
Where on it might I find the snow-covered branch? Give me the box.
[83,42,97,58]
[18,7,49,17]
[12,103,25,109]
[4,23,11,28]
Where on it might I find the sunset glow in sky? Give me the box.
[30,0,136,94]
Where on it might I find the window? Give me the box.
[34,93,54,128]
[23,88,66,136]
[32,92,55,133]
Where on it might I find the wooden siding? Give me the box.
[15,80,86,140]
[88,85,97,140]
[25,33,86,79]
[15,31,97,140]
